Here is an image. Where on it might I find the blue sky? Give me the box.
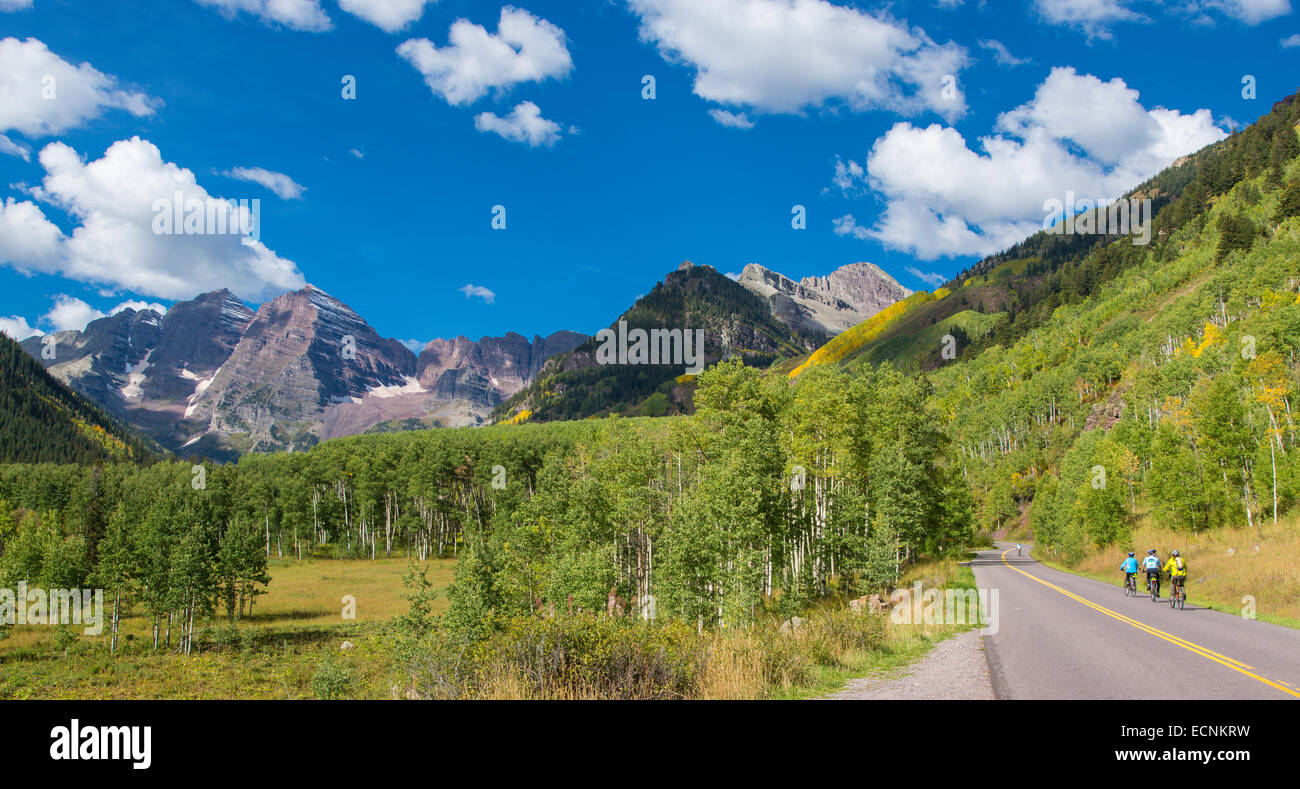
[1,0,1297,348]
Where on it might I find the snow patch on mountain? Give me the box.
[367,376,426,399]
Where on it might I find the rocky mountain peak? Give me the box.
[737,260,910,336]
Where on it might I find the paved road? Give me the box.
[972,543,1300,700]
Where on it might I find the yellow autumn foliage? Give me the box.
[1189,321,1225,358]
[502,409,533,425]
[788,289,945,378]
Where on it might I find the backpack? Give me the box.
[1175,557,1184,571]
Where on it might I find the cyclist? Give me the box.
[1120,551,1139,592]
[1163,549,1188,600]
[1141,549,1162,597]
[1016,543,1023,557]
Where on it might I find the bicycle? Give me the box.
[1169,577,1186,610]
[1124,572,1137,597]
[1146,572,1160,601]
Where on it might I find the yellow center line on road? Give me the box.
[998,549,1300,700]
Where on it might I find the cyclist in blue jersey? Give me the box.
[1120,551,1139,592]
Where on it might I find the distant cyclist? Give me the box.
[1163,550,1188,596]
[1141,549,1162,597]
[1120,551,1139,590]
[1016,543,1023,557]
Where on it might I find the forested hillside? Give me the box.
[495,263,823,423]
[809,95,1300,377]
[907,93,1300,557]
[0,333,159,465]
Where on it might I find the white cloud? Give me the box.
[194,0,331,31]
[1206,0,1291,24]
[831,214,871,240]
[1036,0,1287,34]
[222,166,306,199]
[399,338,425,353]
[397,7,572,106]
[0,37,158,140]
[338,0,436,33]
[349,147,364,158]
[996,68,1163,164]
[1045,0,1289,32]
[0,137,306,301]
[43,294,104,332]
[111,299,168,316]
[0,315,40,340]
[0,1,34,11]
[0,133,29,160]
[1033,0,1145,39]
[0,196,64,267]
[460,284,495,303]
[830,156,866,194]
[1284,33,1300,46]
[839,67,1226,260]
[628,0,968,122]
[33,295,169,334]
[474,101,565,147]
[979,39,1030,67]
[709,109,754,129]
[905,266,947,287]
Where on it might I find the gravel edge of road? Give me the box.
[821,629,996,700]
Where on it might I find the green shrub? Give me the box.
[311,655,354,700]
[478,615,702,699]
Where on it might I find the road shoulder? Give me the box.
[822,629,995,700]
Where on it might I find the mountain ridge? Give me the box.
[737,260,911,336]
[20,284,590,458]
[495,259,906,422]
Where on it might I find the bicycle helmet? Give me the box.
[1127,551,1135,557]
[1148,549,1157,555]
[1171,549,1180,557]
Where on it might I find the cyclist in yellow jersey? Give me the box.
[1162,550,1188,594]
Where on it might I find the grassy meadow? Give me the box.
[0,556,455,699]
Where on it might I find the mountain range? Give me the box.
[20,285,586,458]
[17,260,908,458]
[494,260,910,423]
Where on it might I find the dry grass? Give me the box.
[1062,515,1300,624]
